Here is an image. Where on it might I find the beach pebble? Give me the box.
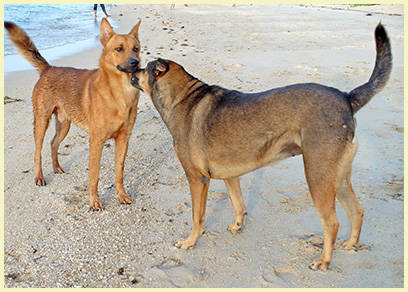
[104,183,114,189]
[129,276,140,284]
[5,272,19,280]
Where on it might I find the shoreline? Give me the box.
[4,38,100,74]
[302,4,403,16]
[3,4,403,288]
[4,4,123,74]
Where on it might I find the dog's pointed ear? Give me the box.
[154,59,168,78]
[100,18,114,46]
[129,20,141,39]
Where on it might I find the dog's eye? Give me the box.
[115,47,124,52]
[133,47,139,53]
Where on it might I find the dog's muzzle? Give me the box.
[130,74,143,91]
[117,58,140,73]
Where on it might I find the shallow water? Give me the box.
[4,4,117,55]
[4,4,118,73]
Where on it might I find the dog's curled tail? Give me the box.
[348,23,392,114]
[4,21,50,74]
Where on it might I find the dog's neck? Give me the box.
[151,73,210,136]
[95,65,139,106]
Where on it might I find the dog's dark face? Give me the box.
[99,18,141,74]
[131,58,170,95]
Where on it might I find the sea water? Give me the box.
[4,4,117,72]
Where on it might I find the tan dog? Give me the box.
[131,24,392,270]
[5,18,141,210]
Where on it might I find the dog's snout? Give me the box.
[117,58,140,73]
[129,58,139,66]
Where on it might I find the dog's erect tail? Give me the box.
[4,21,50,74]
[348,23,392,114]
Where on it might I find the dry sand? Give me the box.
[3,4,404,288]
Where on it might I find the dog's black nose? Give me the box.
[129,58,139,66]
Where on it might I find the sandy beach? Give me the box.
[3,4,404,288]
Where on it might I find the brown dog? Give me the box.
[131,24,392,270]
[5,18,141,210]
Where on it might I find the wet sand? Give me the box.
[3,4,404,287]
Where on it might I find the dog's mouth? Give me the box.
[117,64,139,73]
[130,73,143,91]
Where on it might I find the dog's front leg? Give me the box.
[88,136,105,210]
[114,131,132,204]
[176,176,210,249]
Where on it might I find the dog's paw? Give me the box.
[53,165,65,174]
[308,258,329,271]
[90,199,103,211]
[35,176,46,186]
[227,222,243,234]
[175,238,195,250]
[118,194,132,205]
[341,240,356,250]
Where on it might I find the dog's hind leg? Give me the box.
[51,118,71,174]
[303,146,341,271]
[224,177,247,233]
[335,138,364,250]
[176,176,209,249]
[33,110,52,186]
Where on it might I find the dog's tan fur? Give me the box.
[131,24,392,270]
[5,19,142,210]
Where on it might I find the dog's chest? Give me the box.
[111,93,139,130]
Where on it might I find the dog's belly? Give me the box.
[65,112,90,133]
[208,160,261,179]
[54,100,90,133]
[207,142,302,179]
